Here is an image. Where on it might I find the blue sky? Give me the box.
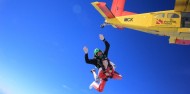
[0,0,190,94]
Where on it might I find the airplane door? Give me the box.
[152,13,180,27]
[181,12,190,28]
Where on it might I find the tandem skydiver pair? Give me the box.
[83,34,122,92]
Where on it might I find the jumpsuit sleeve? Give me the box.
[85,53,97,65]
[103,38,113,71]
[103,38,110,57]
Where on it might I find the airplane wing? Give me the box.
[174,0,190,12]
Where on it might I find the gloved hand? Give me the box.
[83,46,88,54]
[99,34,104,41]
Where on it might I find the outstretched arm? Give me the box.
[83,46,97,64]
[99,34,110,57]
[99,34,111,73]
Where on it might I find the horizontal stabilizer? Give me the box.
[92,2,115,19]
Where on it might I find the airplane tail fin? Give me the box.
[91,0,136,18]
[91,1,135,29]
[111,0,135,17]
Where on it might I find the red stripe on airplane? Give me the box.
[175,39,190,45]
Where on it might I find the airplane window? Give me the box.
[167,13,179,18]
[154,13,165,18]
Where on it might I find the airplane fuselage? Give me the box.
[92,0,190,45]
[105,10,190,44]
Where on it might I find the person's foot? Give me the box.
[90,69,95,73]
[89,81,97,89]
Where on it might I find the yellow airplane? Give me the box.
[92,0,190,45]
